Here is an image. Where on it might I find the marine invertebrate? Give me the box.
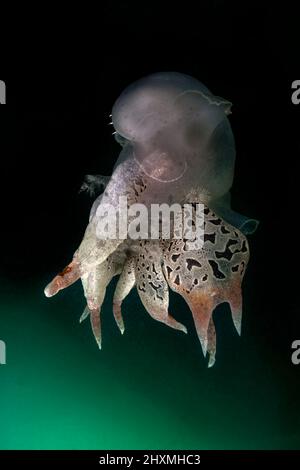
[44,72,257,366]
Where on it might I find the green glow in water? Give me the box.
[0,278,298,449]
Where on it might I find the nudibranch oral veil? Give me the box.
[44,72,257,367]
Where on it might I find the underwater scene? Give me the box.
[0,2,299,455]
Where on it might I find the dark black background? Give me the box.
[0,1,299,440]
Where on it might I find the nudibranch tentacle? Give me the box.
[113,257,136,334]
[80,253,123,348]
[207,319,217,368]
[44,256,81,298]
[134,240,187,334]
[161,206,249,361]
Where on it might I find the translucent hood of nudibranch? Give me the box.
[43,73,258,363]
[111,72,235,202]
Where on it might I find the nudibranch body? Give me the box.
[44,72,257,366]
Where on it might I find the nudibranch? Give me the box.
[44,72,258,366]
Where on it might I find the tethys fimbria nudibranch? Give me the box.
[44,72,258,367]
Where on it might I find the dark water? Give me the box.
[1,2,299,450]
